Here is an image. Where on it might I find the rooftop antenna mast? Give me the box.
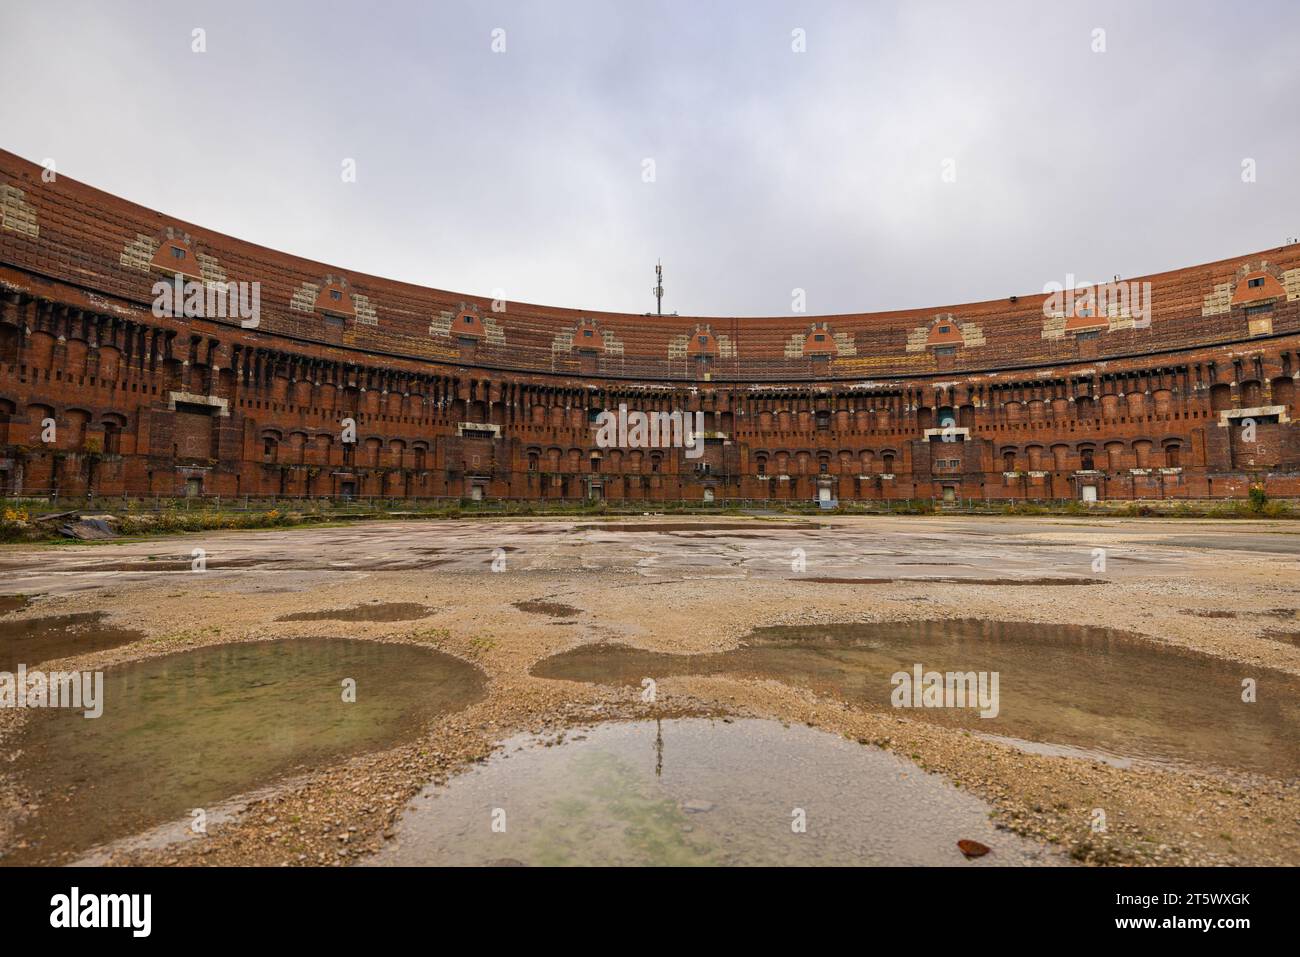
[653,260,664,316]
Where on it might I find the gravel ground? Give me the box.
[0,514,1296,867]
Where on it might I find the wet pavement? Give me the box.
[4,515,1287,595]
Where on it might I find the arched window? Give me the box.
[1080,448,1095,470]
[1164,444,1180,468]
[756,453,768,475]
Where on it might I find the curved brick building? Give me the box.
[2,147,1299,504]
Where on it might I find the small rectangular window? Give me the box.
[934,345,956,357]
[1245,303,1273,316]
[171,246,186,259]
[330,289,342,301]
[1248,277,1265,288]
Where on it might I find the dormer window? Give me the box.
[814,334,825,342]
[464,315,474,324]
[583,329,593,337]
[1248,277,1265,288]
[151,236,205,280]
[938,325,950,334]
[314,281,356,317]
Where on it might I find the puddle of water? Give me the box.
[0,612,144,671]
[1157,536,1300,556]
[73,557,289,572]
[372,719,1062,866]
[1262,629,1300,647]
[802,577,1103,586]
[1258,608,1299,621]
[575,522,822,533]
[276,602,434,622]
[532,621,1300,778]
[4,637,485,864]
[513,600,581,618]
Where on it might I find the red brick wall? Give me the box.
[4,150,1300,503]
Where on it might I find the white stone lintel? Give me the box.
[1218,405,1288,427]
[167,391,229,417]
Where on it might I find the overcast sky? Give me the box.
[2,0,1297,317]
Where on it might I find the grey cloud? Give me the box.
[1,0,1296,316]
